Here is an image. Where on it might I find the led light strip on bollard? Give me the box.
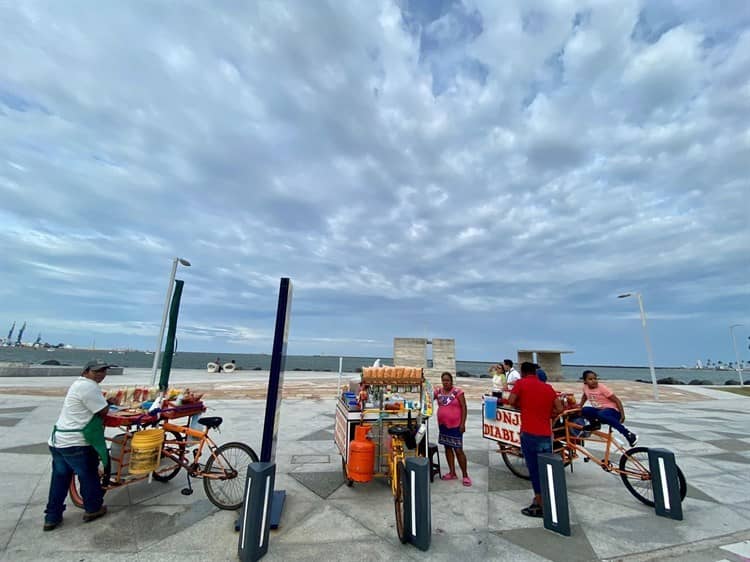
[648,448,683,521]
[239,463,276,560]
[539,453,571,536]
[404,457,431,551]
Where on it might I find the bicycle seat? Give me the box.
[198,416,223,429]
[388,425,411,437]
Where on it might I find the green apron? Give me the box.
[51,415,109,468]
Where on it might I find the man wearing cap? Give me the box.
[43,360,113,531]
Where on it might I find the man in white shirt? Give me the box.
[44,360,112,531]
[503,359,521,390]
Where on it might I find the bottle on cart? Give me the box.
[148,395,164,415]
[415,423,427,445]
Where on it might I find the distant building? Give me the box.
[516,349,574,382]
[393,337,456,380]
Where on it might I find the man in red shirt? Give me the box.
[508,362,563,517]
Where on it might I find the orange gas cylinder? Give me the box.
[347,424,376,482]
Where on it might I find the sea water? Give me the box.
[0,347,740,384]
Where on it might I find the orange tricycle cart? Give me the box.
[481,392,576,479]
[69,392,258,510]
[481,394,688,507]
[335,366,432,542]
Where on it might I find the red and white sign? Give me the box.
[334,405,349,459]
[482,405,521,446]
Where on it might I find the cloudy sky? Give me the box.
[1,0,748,366]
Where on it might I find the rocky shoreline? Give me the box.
[635,376,745,386]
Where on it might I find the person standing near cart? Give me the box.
[489,363,505,399]
[503,359,521,390]
[433,371,471,486]
[43,360,112,531]
[508,362,563,517]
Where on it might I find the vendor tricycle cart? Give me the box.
[335,366,432,542]
[69,397,258,510]
[481,395,687,507]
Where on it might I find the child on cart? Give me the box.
[578,370,637,447]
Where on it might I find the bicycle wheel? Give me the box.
[203,442,259,510]
[152,430,186,482]
[69,464,109,509]
[68,474,84,509]
[394,462,407,544]
[502,449,530,480]
[619,446,687,507]
[342,458,354,487]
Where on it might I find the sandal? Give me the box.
[521,504,543,518]
[441,473,458,481]
[462,476,472,487]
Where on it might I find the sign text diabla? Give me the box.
[482,407,521,445]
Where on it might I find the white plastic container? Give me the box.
[186,414,203,443]
[109,433,131,478]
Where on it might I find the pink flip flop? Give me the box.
[462,476,472,487]
[441,473,458,481]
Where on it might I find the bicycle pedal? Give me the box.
[181,488,194,496]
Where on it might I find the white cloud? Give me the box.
[0,0,748,365]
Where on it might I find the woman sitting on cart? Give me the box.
[579,370,637,446]
[433,372,471,486]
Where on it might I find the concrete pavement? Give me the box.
[0,378,749,561]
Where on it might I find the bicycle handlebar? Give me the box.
[560,407,582,416]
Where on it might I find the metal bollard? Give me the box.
[238,462,277,561]
[404,457,431,551]
[647,448,683,520]
[538,453,571,536]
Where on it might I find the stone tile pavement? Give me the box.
[0,381,748,561]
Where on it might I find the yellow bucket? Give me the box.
[129,428,165,475]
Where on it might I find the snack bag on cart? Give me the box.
[421,379,434,418]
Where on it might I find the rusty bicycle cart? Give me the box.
[335,366,433,542]
[481,395,687,506]
[68,395,258,510]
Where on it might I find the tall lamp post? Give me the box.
[618,292,659,400]
[730,324,744,387]
[151,257,191,385]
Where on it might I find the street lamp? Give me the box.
[151,257,191,385]
[618,292,659,400]
[730,324,744,386]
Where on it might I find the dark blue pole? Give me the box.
[237,278,293,561]
[260,277,292,463]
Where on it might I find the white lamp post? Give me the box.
[730,324,744,386]
[618,292,659,400]
[151,257,191,385]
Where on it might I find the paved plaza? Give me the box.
[0,372,749,561]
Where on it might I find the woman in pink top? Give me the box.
[579,370,637,447]
[433,372,471,486]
